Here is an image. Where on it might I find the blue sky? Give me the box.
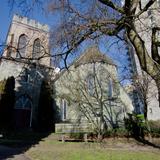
[0,0,130,84]
[0,1,11,43]
[0,0,54,44]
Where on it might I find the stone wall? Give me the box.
[3,14,50,66]
[54,61,134,133]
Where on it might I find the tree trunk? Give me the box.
[144,100,148,120]
[127,27,160,107]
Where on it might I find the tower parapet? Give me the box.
[3,14,50,66]
[13,14,49,32]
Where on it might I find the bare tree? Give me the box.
[4,1,160,106]
[55,62,132,140]
[47,0,160,106]
[133,72,158,120]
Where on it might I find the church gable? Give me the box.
[54,47,133,133]
[74,46,116,67]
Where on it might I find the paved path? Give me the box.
[0,145,30,160]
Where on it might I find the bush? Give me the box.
[69,132,84,139]
[104,129,114,137]
[114,128,129,137]
[148,120,160,137]
[124,113,146,138]
[36,80,54,131]
[0,77,15,131]
[0,79,6,94]
[104,128,128,138]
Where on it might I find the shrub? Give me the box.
[148,120,160,137]
[124,113,146,138]
[114,128,129,137]
[36,80,54,131]
[69,132,84,139]
[0,77,15,131]
[0,79,6,94]
[104,129,114,137]
[104,128,128,138]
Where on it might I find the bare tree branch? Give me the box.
[98,0,124,14]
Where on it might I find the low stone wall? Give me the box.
[55,123,93,133]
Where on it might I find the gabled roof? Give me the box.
[74,46,116,67]
[54,46,116,82]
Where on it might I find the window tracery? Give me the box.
[32,38,41,58]
[15,94,32,110]
[17,34,27,58]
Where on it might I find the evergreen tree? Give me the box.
[0,76,15,131]
[37,80,53,131]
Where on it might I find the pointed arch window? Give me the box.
[60,99,67,121]
[32,38,41,58]
[87,74,95,96]
[17,34,27,58]
[108,78,113,98]
[15,94,32,110]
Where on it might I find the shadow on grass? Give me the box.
[0,130,53,159]
[135,137,160,149]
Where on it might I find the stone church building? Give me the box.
[0,14,134,131]
[54,47,133,133]
[0,14,55,129]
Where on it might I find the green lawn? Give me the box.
[27,149,160,160]
[26,134,160,160]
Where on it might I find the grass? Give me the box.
[26,150,160,160]
[25,134,160,160]
[27,149,160,160]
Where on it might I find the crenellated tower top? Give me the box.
[13,14,49,32]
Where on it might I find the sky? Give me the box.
[0,0,54,44]
[0,1,11,43]
[0,0,130,84]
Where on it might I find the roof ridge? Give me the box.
[74,46,116,67]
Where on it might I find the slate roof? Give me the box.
[74,46,116,67]
[54,46,116,82]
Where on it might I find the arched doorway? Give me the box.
[14,94,32,129]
